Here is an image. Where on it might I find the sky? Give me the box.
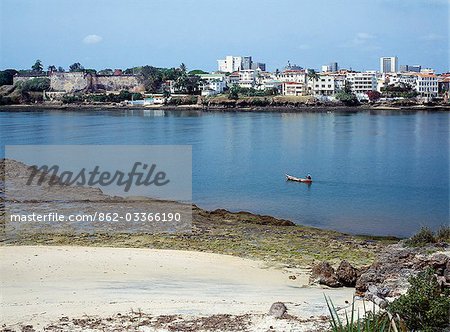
[0,0,449,72]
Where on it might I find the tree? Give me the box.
[0,69,18,86]
[141,65,163,92]
[336,82,359,106]
[57,66,65,72]
[306,69,320,95]
[69,62,84,72]
[47,65,57,73]
[366,90,381,102]
[31,60,43,73]
[228,85,239,100]
[179,63,187,75]
[98,68,113,75]
[175,74,202,94]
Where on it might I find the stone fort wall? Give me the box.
[14,72,144,93]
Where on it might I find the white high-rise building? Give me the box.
[380,56,398,73]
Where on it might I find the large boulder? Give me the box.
[336,260,358,287]
[310,262,342,287]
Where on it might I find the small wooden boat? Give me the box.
[285,174,312,183]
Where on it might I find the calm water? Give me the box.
[0,109,448,237]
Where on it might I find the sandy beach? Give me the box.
[0,245,359,330]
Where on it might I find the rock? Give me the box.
[268,302,287,318]
[336,260,358,287]
[355,270,384,293]
[430,253,448,275]
[365,291,388,309]
[310,262,342,287]
[444,261,450,283]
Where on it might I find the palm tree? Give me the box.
[306,69,320,95]
[179,63,187,75]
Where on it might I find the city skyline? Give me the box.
[1,0,448,72]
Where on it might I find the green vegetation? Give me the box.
[405,226,450,247]
[389,268,450,331]
[327,268,450,332]
[123,63,202,94]
[189,69,209,75]
[69,62,84,72]
[381,84,418,99]
[165,95,197,105]
[336,82,359,106]
[326,297,402,332]
[0,69,18,86]
[31,59,43,73]
[227,85,278,100]
[306,69,320,95]
[20,77,50,92]
[62,90,142,104]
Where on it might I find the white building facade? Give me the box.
[198,74,227,96]
[415,73,438,98]
[346,72,377,100]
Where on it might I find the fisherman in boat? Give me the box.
[306,174,312,180]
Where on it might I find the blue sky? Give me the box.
[0,0,448,72]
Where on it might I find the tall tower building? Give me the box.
[380,56,398,73]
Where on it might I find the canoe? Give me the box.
[285,174,312,183]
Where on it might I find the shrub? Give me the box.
[388,268,450,331]
[21,77,50,92]
[436,225,450,242]
[336,91,359,106]
[405,227,436,247]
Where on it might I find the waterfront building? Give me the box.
[277,69,306,83]
[228,71,240,86]
[238,69,257,88]
[282,82,305,96]
[380,56,398,73]
[346,71,377,100]
[198,73,227,96]
[415,73,438,98]
[309,74,335,96]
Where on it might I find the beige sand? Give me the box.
[0,246,356,329]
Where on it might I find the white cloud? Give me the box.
[353,32,375,45]
[83,34,103,44]
[421,33,446,41]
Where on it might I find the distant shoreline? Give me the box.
[1,103,449,113]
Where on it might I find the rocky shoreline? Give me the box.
[1,103,449,113]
